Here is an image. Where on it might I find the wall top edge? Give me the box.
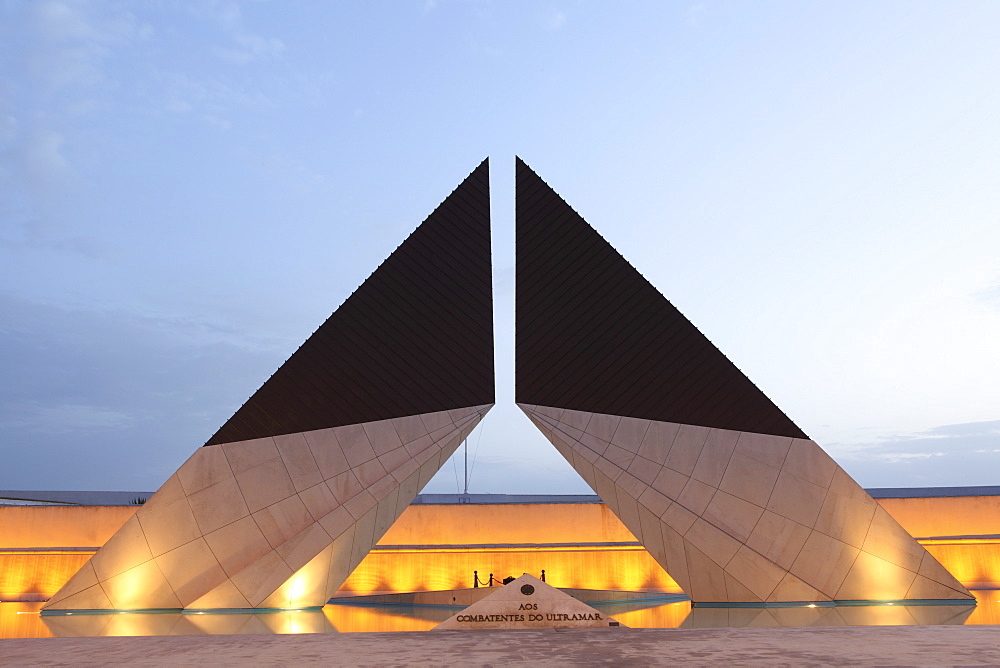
[5,486,1000,508]
[0,491,152,506]
[866,486,1000,499]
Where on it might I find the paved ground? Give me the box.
[2,625,1000,666]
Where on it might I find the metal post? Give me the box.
[474,570,479,588]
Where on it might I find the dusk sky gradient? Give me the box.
[1,1,999,494]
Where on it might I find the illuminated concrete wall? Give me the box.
[340,501,678,594]
[4,496,998,603]
[342,545,681,595]
[1,506,136,603]
[877,494,1000,591]
[0,506,137,549]
[877,496,1000,539]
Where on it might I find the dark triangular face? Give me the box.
[515,157,804,439]
[206,159,494,446]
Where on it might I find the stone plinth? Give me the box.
[435,574,623,630]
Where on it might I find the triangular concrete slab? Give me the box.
[513,159,973,604]
[435,574,624,630]
[46,160,495,612]
[520,402,973,603]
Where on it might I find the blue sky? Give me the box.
[1,1,998,494]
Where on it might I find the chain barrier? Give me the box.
[473,570,545,586]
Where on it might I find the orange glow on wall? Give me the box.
[338,545,683,596]
[3,499,999,605]
[0,552,94,602]
[921,541,1000,589]
[877,495,1000,539]
[0,506,136,549]
[377,503,638,546]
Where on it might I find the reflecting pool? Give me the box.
[2,590,996,639]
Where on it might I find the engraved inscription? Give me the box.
[455,611,603,623]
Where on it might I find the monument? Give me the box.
[435,574,623,630]
[42,157,972,613]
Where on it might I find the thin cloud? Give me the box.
[869,451,945,464]
[28,0,108,93]
[26,0,146,95]
[0,109,16,144]
[2,2,148,200]
[159,69,273,124]
[0,292,297,489]
[18,130,69,182]
[684,2,709,27]
[832,419,1000,459]
[2,401,140,434]
[205,1,285,65]
[0,219,108,259]
[974,279,1000,312]
[241,148,326,196]
[827,419,1000,487]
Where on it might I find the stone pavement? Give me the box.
[2,625,1000,665]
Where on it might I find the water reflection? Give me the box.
[683,603,974,628]
[0,602,48,639]
[324,603,454,633]
[600,592,988,629]
[0,590,994,639]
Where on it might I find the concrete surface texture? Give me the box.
[2,625,1000,665]
[44,406,491,611]
[521,404,972,603]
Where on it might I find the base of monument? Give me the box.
[329,587,688,608]
[691,598,977,608]
[40,606,325,616]
[433,574,628,630]
[41,608,182,616]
